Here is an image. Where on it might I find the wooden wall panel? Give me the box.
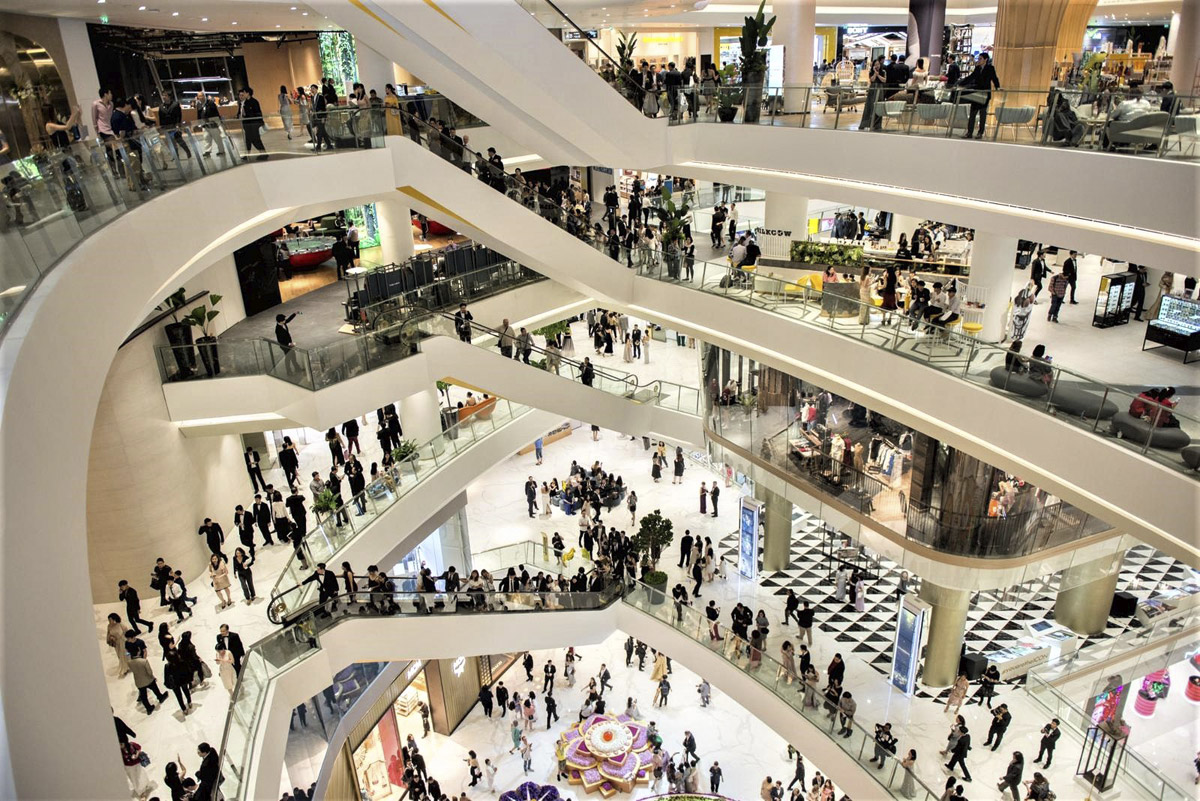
[993,0,1072,89]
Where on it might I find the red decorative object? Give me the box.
[1134,689,1158,718]
[1186,675,1200,703]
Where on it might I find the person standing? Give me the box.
[545,692,559,728]
[985,703,1012,750]
[237,87,268,159]
[496,681,510,717]
[678,529,694,568]
[118,581,154,634]
[1061,250,1079,304]
[106,613,131,676]
[795,601,814,646]
[454,302,474,342]
[341,418,361,455]
[974,663,1001,707]
[216,623,245,674]
[1129,264,1148,321]
[709,761,723,794]
[899,749,918,798]
[252,494,274,546]
[698,678,711,706]
[194,743,220,801]
[244,445,266,492]
[277,85,293,140]
[520,735,533,773]
[710,483,720,517]
[1047,270,1069,323]
[1033,718,1060,768]
[543,659,556,693]
[837,691,857,737]
[946,672,970,715]
[525,477,538,518]
[961,53,1000,140]
[274,311,301,375]
[1029,250,1047,303]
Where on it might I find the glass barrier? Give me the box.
[221,571,626,801]
[0,98,497,339]
[266,398,535,621]
[225,546,949,801]
[375,102,1200,482]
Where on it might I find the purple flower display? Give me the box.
[498,781,561,801]
[558,712,654,797]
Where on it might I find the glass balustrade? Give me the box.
[224,550,952,801]
[0,99,490,340]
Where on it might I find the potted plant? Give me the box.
[391,439,420,463]
[738,0,776,124]
[739,391,758,417]
[715,63,742,122]
[183,293,223,377]
[436,380,453,408]
[654,188,691,279]
[156,287,195,378]
[615,32,639,101]
[633,509,674,569]
[643,569,669,606]
[312,488,339,516]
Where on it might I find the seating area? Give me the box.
[1110,411,1193,450]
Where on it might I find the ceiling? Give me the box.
[0,0,1181,34]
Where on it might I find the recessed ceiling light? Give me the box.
[290,5,297,8]
[171,11,178,15]
[276,24,281,27]
[138,4,145,8]
[97,0,105,4]
[302,11,308,15]
[231,20,238,24]
[201,16,208,21]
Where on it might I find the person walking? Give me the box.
[709,761,723,794]
[1047,270,1069,323]
[478,684,494,717]
[545,692,559,728]
[996,751,1024,800]
[244,445,266,492]
[520,735,533,773]
[106,613,131,677]
[215,647,237,693]
[984,703,1012,750]
[698,678,711,707]
[208,554,233,609]
[1061,250,1079,304]
[129,648,169,714]
[795,601,814,646]
[944,724,972,782]
[1033,718,1060,768]
[119,581,154,634]
[236,87,268,159]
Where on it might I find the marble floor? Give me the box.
[461,427,1185,801]
[285,632,836,801]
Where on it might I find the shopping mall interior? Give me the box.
[0,0,1197,799]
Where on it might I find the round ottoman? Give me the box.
[989,365,1048,399]
[1183,445,1200,470]
[1050,385,1119,420]
[962,322,983,338]
[1110,412,1192,450]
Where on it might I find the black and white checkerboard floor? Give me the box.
[719,511,1195,701]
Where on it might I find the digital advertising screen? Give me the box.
[738,497,762,580]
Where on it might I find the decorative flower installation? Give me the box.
[499,781,561,801]
[558,712,654,797]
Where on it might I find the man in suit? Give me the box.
[341,418,360,455]
[944,724,972,781]
[275,311,301,375]
[524,477,537,518]
[194,742,220,801]
[303,562,341,616]
[237,87,267,159]
[198,517,226,560]
[244,445,266,492]
[1030,250,1047,302]
[1033,718,1060,768]
[118,580,154,633]
[309,83,332,151]
[252,493,274,545]
[216,624,245,674]
[234,504,256,557]
[961,52,1000,139]
[1062,250,1079,303]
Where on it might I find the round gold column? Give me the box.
[919,581,972,688]
[1054,553,1122,636]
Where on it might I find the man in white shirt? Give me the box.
[729,236,747,268]
[1110,90,1154,123]
[347,222,360,264]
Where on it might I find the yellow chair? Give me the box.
[962,322,983,338]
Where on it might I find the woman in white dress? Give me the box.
[540,481,551,517]
[215,648,237,693]
[277,85,293,140]
[295,86,312,144]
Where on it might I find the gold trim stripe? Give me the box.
[395,186,473,230]
[347,0,466,34]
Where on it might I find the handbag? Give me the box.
[201,661,213,679]
[138,750,151,768]
[961,91,988,105]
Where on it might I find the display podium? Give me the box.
[1092,271,1135,328]
[1144,295,1200,363]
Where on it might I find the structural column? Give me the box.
[918,580,971,687]
[764,191,810,237]
[400,387,446,458]
[1171,0,1200,93]
[1053,0,1098,63]
[1054,552,1122,636]
[355,37,397,94]
[967,231,1019,342]
[992,0,1073,90]
[376,194,416,265]
[888,213,923,243]
[773,0,817,112]
[907,0,948,73]
[759,486,792,572]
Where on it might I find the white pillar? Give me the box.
[764,191,810,237]
[1170,0,1200,92]
[888,213,923,244]
[400,387,446,458]
[376,195,416,266]
[1168,12,1182,55]
[968,231,1019,342]
[355,37,396,94]
[57,19,102,134]
[774,0,817,110]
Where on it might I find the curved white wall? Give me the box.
[313,0,1200,262]
[0,137,1194,799]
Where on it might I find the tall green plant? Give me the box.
[615,31,639,72]
[155,287,188,324]
[184,294,223,339]
[738,0,776,79]
[532,320,571,340]
[654,188,691,249]
[633,509,674,569]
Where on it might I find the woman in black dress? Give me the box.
[673,449,685,484]
[651,454,662,482]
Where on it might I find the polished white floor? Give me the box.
[330,632,832,801]
[462,426,1168,801]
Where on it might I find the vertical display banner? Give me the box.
[891,594,930,695]
[739,497,763,580]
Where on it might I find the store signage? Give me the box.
[451,656,466,677]
[755,227,792,237]
[738,497,763,581]
[845,25,868,35]
[406,660,423,680]
[563,29,598,40]
[890,595,929,696]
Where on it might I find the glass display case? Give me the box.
[1092,271,1135,328]
[1143,294,1200,363]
